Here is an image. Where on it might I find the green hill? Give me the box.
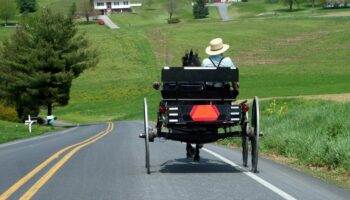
[1,0,350,123]
[53,1,350,123]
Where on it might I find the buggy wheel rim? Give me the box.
[144,98,151,174]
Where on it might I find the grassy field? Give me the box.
[47,0,350,123]
[37,0,74,14]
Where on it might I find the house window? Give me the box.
[97,2,104,6]
[114,1,120,6]
[123,1,129,5]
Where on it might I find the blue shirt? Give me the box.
[202,55,236,87]
[202,55,236,69]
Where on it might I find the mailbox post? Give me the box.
[24,115,36,133]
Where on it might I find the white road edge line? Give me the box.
[203,148,297,200]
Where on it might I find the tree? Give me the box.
[193,0,209,19]
[166,0,178,20]
[283,0,302,11]
[310,0,316,9]
[16,0,36,13]
[77,0,95,23]
[147,0,154,8]
[0,26,42,120]
[70,2,77,17]
[0,8,98,120]
[0,0,18,25]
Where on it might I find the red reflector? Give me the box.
[159,105,166,113]
[190,105,220,121]
[242,104,249,112]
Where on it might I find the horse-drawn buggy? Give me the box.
[140,66,260,174]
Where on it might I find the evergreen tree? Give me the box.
[193,0,209,19]
[0,8,98,120]
[0,26,40,120]
[0,0,18,25]
[17,0,36,13]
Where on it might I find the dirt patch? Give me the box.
[236,93,350,104]
[326,11,350,17]
[275,29,345,45]
[236,50,296,65]
[262,93,350,102]
[236,57,296,65]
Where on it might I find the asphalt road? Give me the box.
[0,121,349,200]
[209,3,231,21]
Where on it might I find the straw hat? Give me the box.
[205,38,230,56]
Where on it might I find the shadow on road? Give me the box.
[158,158,241,174]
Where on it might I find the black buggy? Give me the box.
[140,66,260,174]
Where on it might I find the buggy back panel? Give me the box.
[161,67,239,100]
[161,67,239,82]
[166,104,241,125]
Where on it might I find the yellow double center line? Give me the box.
[0,122,114,200]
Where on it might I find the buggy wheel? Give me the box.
[143,98,151,174]
[251,96,260,173]
[241,112,249,167]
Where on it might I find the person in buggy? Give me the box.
[202,38,239,95]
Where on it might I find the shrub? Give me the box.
[167,17,180,24]
[0,102,18,122]
[193,0,209,19]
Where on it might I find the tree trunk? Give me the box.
[48,103,52,116]
[16,105,24,122]
[289,1,293,11]
[86,14,89,23]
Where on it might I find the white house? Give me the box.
[212,0,241,2]
[94,0,142,15]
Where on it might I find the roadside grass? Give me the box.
[0,120,57,144]
[219,99,350,188]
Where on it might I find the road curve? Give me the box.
[0,121,349,200]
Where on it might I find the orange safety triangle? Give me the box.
[190,105,220,121]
